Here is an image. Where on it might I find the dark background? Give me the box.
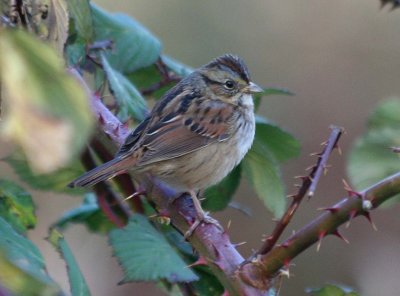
[1,1,400,295]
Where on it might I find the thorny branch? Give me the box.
[239,171,400,289]
[69,67,400,295]
[256,126,343,256]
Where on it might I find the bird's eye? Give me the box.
[224,80,235,90]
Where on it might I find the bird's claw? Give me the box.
[184,211,222,239]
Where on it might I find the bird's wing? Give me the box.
[116,91,236,167]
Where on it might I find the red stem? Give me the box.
[256,126,343,256]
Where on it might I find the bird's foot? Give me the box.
[184,211,222,239]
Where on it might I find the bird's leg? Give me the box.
[184,190,222,239]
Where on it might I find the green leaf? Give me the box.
[68,0,94,42]
[127,64,161,89]
[101,53,148,122]
[65,33,87,66]
[0,217,59,290]
[162,55,193,77]
[54,193,114,233]
[0,179,36,234]
[255,116,301,163]
[48,229,91,296]
[203,166,242,211]
[92,4,161,73]
[368,97,400,129]
[242,138,286,218]
[5,151,86,194]
[306,284,359,296]
[253,87,294,111]
[109,214,198,283]
[157,283,184,296]
[262,87,294,97]
[127,64,177,100]
[0,30,94,174]
[191,266,224,296]
[347,98,400,206]
[0,252,62,296]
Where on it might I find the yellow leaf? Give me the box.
[0,30,93,173]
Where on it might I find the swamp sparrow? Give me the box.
[69,54,263,236]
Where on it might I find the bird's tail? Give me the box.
[68,157,130,188]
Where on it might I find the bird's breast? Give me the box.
[154,107,255,192]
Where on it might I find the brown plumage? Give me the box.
[68,54,262,235]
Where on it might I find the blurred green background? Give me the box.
[1,0,400,295]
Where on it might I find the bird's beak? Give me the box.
[246,82,263,94]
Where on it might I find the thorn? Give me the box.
[233,241,247,247]
[317,206,339,214]
[123,191,145,201]
[306,165,316,171]
[226,220,232,230]
[280,240,291,248]
[286,194,297,199]
[342,179,363,198]
[186,256,208,268]
[122,121,129,129]
[279,268,291,279]
[331,230,349,244]
[94,92,101,99]
[148,209,170,222]
[261,235,273,243]
[362,212,378,231]
[320,140,328,146]
[323,164,331,175]
[294,175,308,180]
[346,209,358,228]
[283,258,291,268]
[156,216,171,225]
[308,191,314,198]
[309,152,322,157]
[336,145,342,155]
[316,231,327,252]
[98,113,105,124]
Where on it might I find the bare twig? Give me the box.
[256,126,343,256]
